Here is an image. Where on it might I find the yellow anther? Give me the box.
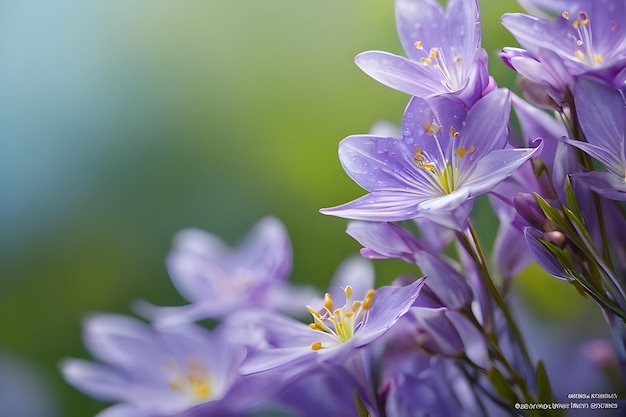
[344,285,353,299]
[468,145,475,153]
[456,147,467,158]
[346,311,354,318]
[450,126,460,137]
[576,39,583,46]
[194,383,211,399]
[562,11,569,19]
[309,322,319,330]
[363,289,375,310]
[595,54,603,63]
[414,147,423,154]
[311,341,323,351]
[572,20,579,29]
[578,11,589,26]
[413,155,425,163]
[351,300,361,312]
[414,40,423,50]
[429,48,439,58]
[306,305,321,317]
[323,293,333,312]
[454,56,462,63]
[419,57,432,65]
[431,123,441,134]
[574,50,585,61]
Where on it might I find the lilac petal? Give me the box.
[395,0,445,60]
[501,13,572,57]
[416,188,470,211]
[492,211,533,278]
[460,145,543,196]
[456,88,510,166]
[572,171,626,200]
[444,0,481,55]
[320,191,423,222]
[335,135,421,192]
[97,404,151,417]
[60,359,129,402]
[563,139,625,177]
[574,77,625,153]
[355,51,446,97]
[354,278,426,347]
[412,307,465,357]
[501,48,572,101]
[82,314,158,368]
[346,221,422,264]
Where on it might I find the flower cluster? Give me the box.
[63,0,626,416]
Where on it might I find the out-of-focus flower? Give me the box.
[60,315,279,417]
[137,217,317,326]
[321,89,541,230]
[236,257,425,374]
[567,77,626,200]
[356,0,493,107]
[502,0,626,98]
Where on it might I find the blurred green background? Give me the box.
[0,1,608,415]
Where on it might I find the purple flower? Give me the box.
[321,89,541,229]
[346,221,473,310]
[60,315,279,417]
[137,217,317,326]
[566,77,626,200]
[356,0,492,107]
[236,257,425,374]
[502,0,626,95]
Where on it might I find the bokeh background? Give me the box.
[0,1,613,415]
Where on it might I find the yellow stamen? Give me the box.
[429,48,439,58]
[363,289,375,310]
[311,341,323,351]
[468,145,475,153]
[323,293,333,312]
[562,11,569,19]
[414,40,423,50]
[595,54,603,63]
[456,147,467,158]
[344,285,353,299]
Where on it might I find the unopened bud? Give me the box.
[513,193,546,227]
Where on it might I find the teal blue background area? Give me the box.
[0,1,605,415]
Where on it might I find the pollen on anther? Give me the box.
[324,293,333,312]
[419,57,432,65]
[468,145,475,153]
[595,54,603,63]
[363,289,375,310]
[456,147,467,158]
[429,48,439,58]
[562,11,569,19]
[414,40,423,50]
[311,341,323,351]
[450,126,460,138]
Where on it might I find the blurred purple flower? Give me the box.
[502,0,626,97]
[237,257,425,374]
[137,217,317,326]
[60,314,279,417]
[321,89,541,230]
[356,0,493,107]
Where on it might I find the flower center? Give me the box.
[306,285,375,350]
[414,41,465,91]
[411,125,475,194]
[562,10,607,66]
[166,358,214,402]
